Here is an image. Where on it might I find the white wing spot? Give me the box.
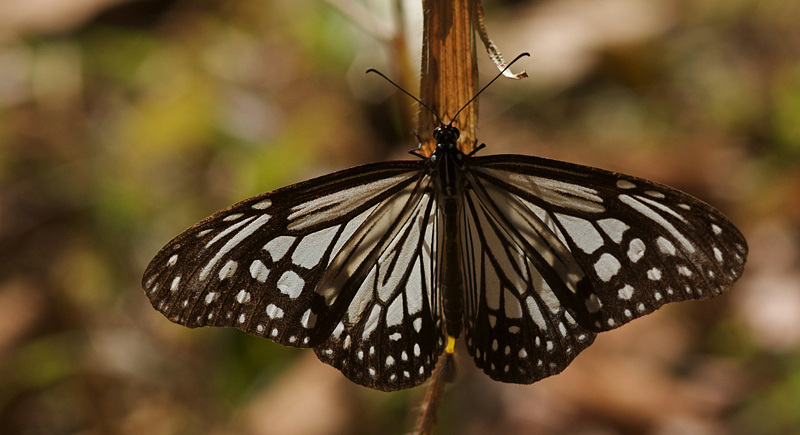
[627,238,646,262]
[271,328,278,337]
[594,253,621,281]
[645,190,665,198]
[362,305,382,339]
[647,267,662,280]
[369,368,376,377]
[170,276,181,292]
[678,203,691,210]
[235,290,251,304]
[624,309,632,318]
[637,303,646,312]
[264,236,295,261]
[555,214,604,254]
[509,326,520,333]
[559,322,567,337]
[386,356,395,367]
[265,303,284,319]
[197,229,212,237]
[607,318,616,326]
[343,335,351,349]
[256,324,264,333]
[238,314,246,324]
[301,309,317,329]
[223,213,244,222]
[168,254,178,266]
[389,332,402,341]
[526,296,548,330]
[617,285,635,300]
[277,271,304,298]
[332,322,344,338]
[678,265,693,276]
[386,296,404,328]
[289,336,296,343]
[252,199,272,210]
[413,318,422,333]
[617,179,636,189]
[292,226,339,269]
[713,247,723,263]
[219,260,238,280]
[414,343,421,357]
[712,224,722,235]
[519,348,527,358]
[655,291,663,301]
[401,351,408,361]
[585,294,602,313]
[357,350,364,360]
[597,218,629,244]
[657,237,676,255]
[249,259,270,282]
[204,292,217,304]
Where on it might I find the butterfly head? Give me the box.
[433,124,460,149]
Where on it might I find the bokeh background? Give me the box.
[1,0,798,434]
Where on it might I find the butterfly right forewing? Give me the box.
[469,154,747,333]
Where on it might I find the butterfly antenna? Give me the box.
[450,52,530,124]
[366,69,443,125]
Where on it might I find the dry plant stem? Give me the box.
[418,0,479,156]
[412,352,456,435]
[391,0,417,134]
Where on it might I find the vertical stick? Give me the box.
[413,0,478,432]
[417,0,478,156]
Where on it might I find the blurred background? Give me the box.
[0,0,798,434]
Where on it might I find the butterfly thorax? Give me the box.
[429,124,467,338]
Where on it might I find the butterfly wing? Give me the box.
[460,154,746,383]
[460,183,597,383]
[142,162,445,367]
[314,182,446,390]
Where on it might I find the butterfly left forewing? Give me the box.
[470,155,747,332]
[142,162,425,349]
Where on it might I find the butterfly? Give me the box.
[142,56,747,392]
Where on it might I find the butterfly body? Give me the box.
[143,123,746,391]
[428,125,469,339]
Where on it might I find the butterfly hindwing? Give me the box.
[470,155,747,333]
[460,174,597,383]
[314,183,446,390]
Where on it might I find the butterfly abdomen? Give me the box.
[442,197,464,338]
[431,138,468,339]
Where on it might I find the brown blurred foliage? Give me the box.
[0,0,799,434]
